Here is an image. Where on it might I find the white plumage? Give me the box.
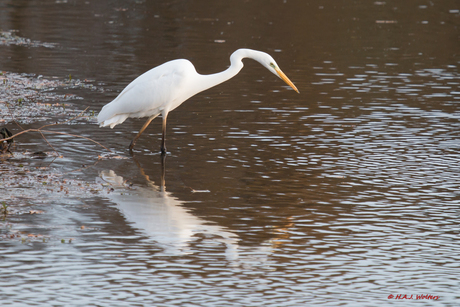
[98,49,299,153]
[98,59,194,128]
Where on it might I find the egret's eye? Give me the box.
[269,63,276,69]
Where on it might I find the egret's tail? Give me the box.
[98,115,129,128]
[97,103,129,128]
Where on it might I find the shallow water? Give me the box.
[1,1,459,306]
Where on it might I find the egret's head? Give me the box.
[232,49,299,93]
[261,54,299,93]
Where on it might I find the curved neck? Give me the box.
[194,49,258,93]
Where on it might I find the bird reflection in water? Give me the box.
[98,155,239,259]
[99,155,297,268]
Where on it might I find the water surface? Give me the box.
[1,1,459,306]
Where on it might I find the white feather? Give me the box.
[97,49,298,151]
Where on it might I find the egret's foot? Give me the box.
[128,140,136,152]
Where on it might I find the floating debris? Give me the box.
[375,20,398,24]
[0,127,13,153]
[0,71,102,124]
[0,30,57,48]
[32,151,48,159]
[191,189,211,193]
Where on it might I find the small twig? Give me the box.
[0,128,111,152]
[0,105,111,153]
[38,130,60,157]
[61,156,102,176]
[39,106,90,130]
[40,130,112,152]
[1,101,24,130]
[0,128,34,142]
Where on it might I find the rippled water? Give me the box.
[1,1,459,306]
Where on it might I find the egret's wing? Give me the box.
[98,59,193,127]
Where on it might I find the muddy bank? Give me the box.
[0,68,119,243]
[0,71,102,124]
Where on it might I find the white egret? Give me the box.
[97,48,299,154]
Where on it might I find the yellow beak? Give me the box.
[275,68,299,93]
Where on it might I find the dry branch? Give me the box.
[0,103,111,154]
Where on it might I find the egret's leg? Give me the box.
[160,114,168,154]
[129,114,159,151]
[160,153,166,191]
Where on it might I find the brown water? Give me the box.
[1,1,460,306]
